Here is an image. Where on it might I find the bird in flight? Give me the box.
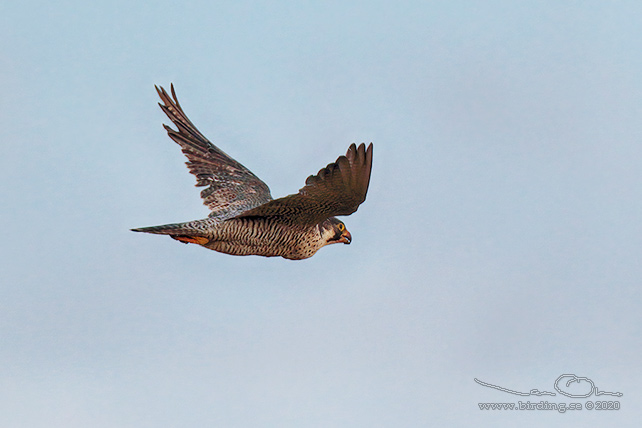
[132,85,373,260]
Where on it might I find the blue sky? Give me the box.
[2,1,641,426]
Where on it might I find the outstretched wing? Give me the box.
[237,143,373,225]
[156,84,272,219]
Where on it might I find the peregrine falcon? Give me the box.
[132,85,373,260]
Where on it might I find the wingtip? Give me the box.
[358,142,373,153]
[170,83,179,105]
[155,84,177,103]
[155,84,166,98]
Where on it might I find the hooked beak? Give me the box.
[339,229,352,245]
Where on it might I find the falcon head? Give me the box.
[320,217,352,246]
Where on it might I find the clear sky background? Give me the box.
[2,1,641,427]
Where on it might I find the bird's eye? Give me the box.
[338,223,345,231]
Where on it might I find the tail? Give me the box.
[131,218,217,245]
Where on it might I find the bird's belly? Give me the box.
[203,220,320,260]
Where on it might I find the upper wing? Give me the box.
[237,143,373,225]
[156,84,272,219]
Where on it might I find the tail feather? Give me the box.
[131,218,218,237]
[131,223,194,235]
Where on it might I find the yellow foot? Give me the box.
[171,235,210,245]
